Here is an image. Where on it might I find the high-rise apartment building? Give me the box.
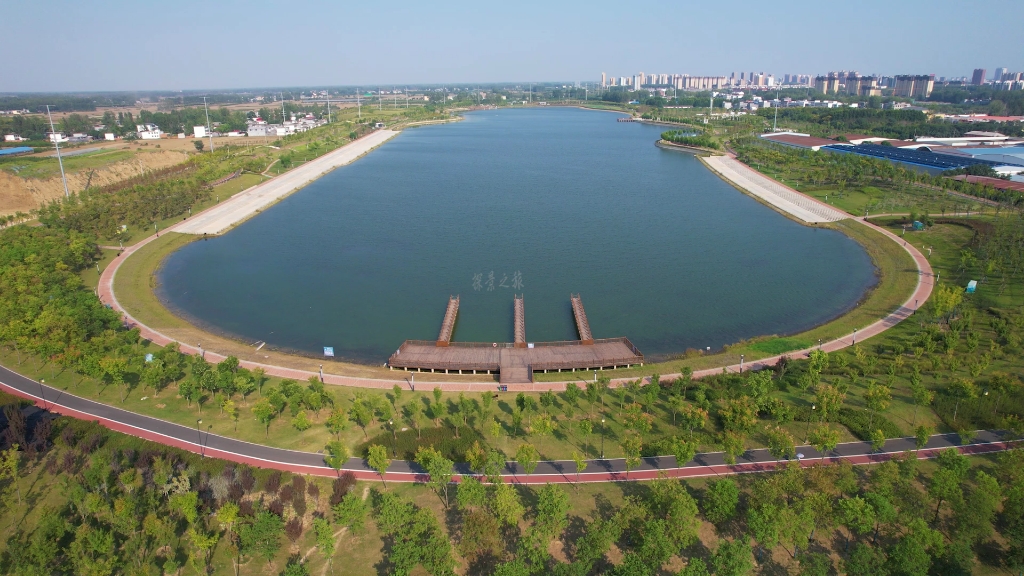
[893,75,934,98]
[972,69,987,86]
[994,67,1008,82]
[601,72,606,88]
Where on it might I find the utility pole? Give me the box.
[45,105,70,198]
[393,87,398,109]
[405,86,409,108]
[202,96,215,152]
[326,92,332,123]
[356,90,361,118]
[280,92,286,125]
[772,88,779,132]
[378,86,382,110]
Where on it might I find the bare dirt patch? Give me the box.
[0,149,188,215]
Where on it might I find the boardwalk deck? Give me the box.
[389,338,643,382]
[514,295,526,348]
[571,294,594,344]
[437,296,459,346]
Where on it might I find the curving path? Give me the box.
[97,153,934,392]
[0,364,1012,483]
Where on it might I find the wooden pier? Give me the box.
[513,295,526,348]
[571,294,594,344]
[388,295,643,383]
[436,295,459,346]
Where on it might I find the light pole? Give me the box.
[739,355,744,373]
[601,418,606,459]
[852,329,857,345]
[198,343,203,360]
[594,371,597,383]
[45,105,70,199]
[202,96,214,152]
[38,378,47,410]
[818,338,822,350]
[389,419,396,456]
[319,364,323,383]
[804,405,815,443]
[196,419,204,458]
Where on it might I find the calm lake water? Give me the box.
[158,108,876,363]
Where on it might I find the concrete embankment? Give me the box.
[175,129,399,235]
[702,155,849,225]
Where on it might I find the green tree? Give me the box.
[332,492,369,533]
[313,517,336,573]
[415,446,454,508]
[534,483,570,537]
[349,401,373,439]
[766,425,796,463]
[702,478,740,524]
[194,140,204,151]
[325,408,347,440]
[571,450,587,490]
[492,482,524,527]
[515,443,539,483]
[909,378,934,427]
[947,378,978,422]
[809,425,840,461]
[621,433,643,480]
[564,382,581,408]
[251,398,275,437]
[870,429,887,452]
[723,431,746,465]
[915,425,932,452]
[324,441,349,476]
[367,445,390,489]
[712,536,753,576]
[0,445,21,505]
[238,507,284,565]
[864,382,892,431]
[223,399,238,431]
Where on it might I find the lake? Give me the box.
[158,108,876,363]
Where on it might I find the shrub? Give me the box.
[356,425,485,462]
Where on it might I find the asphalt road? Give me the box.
[0,363,1011,483]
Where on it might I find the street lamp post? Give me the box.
[196,419,204,458]
[852,329,857,345]
[818,338,822,350]
[389,419,397,456]
[198,343,203,360]
[319,364,323,383]
[739,354,744,373]
[601,418,606,459]
[804,405,815,443]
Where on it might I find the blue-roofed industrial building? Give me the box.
[0,147,33,157]
[822,143,1022,172]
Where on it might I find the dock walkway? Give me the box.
[514,295,526,348]
[388,294,643,383]
[571,293,593,343]
[437,295,459,346]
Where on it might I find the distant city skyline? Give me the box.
[2,0,1022,93]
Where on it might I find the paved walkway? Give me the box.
[97,151,933,392]
[703,155,849,224]
[0,364,1011,483]
[175,130,398,235]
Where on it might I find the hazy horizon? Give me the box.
[3,0,1022,93]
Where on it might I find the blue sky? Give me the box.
[2,0,1022,92]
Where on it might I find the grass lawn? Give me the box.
[79,247,120,290]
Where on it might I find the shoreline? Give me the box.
[100,114,932,391]
[175,129,399,236]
